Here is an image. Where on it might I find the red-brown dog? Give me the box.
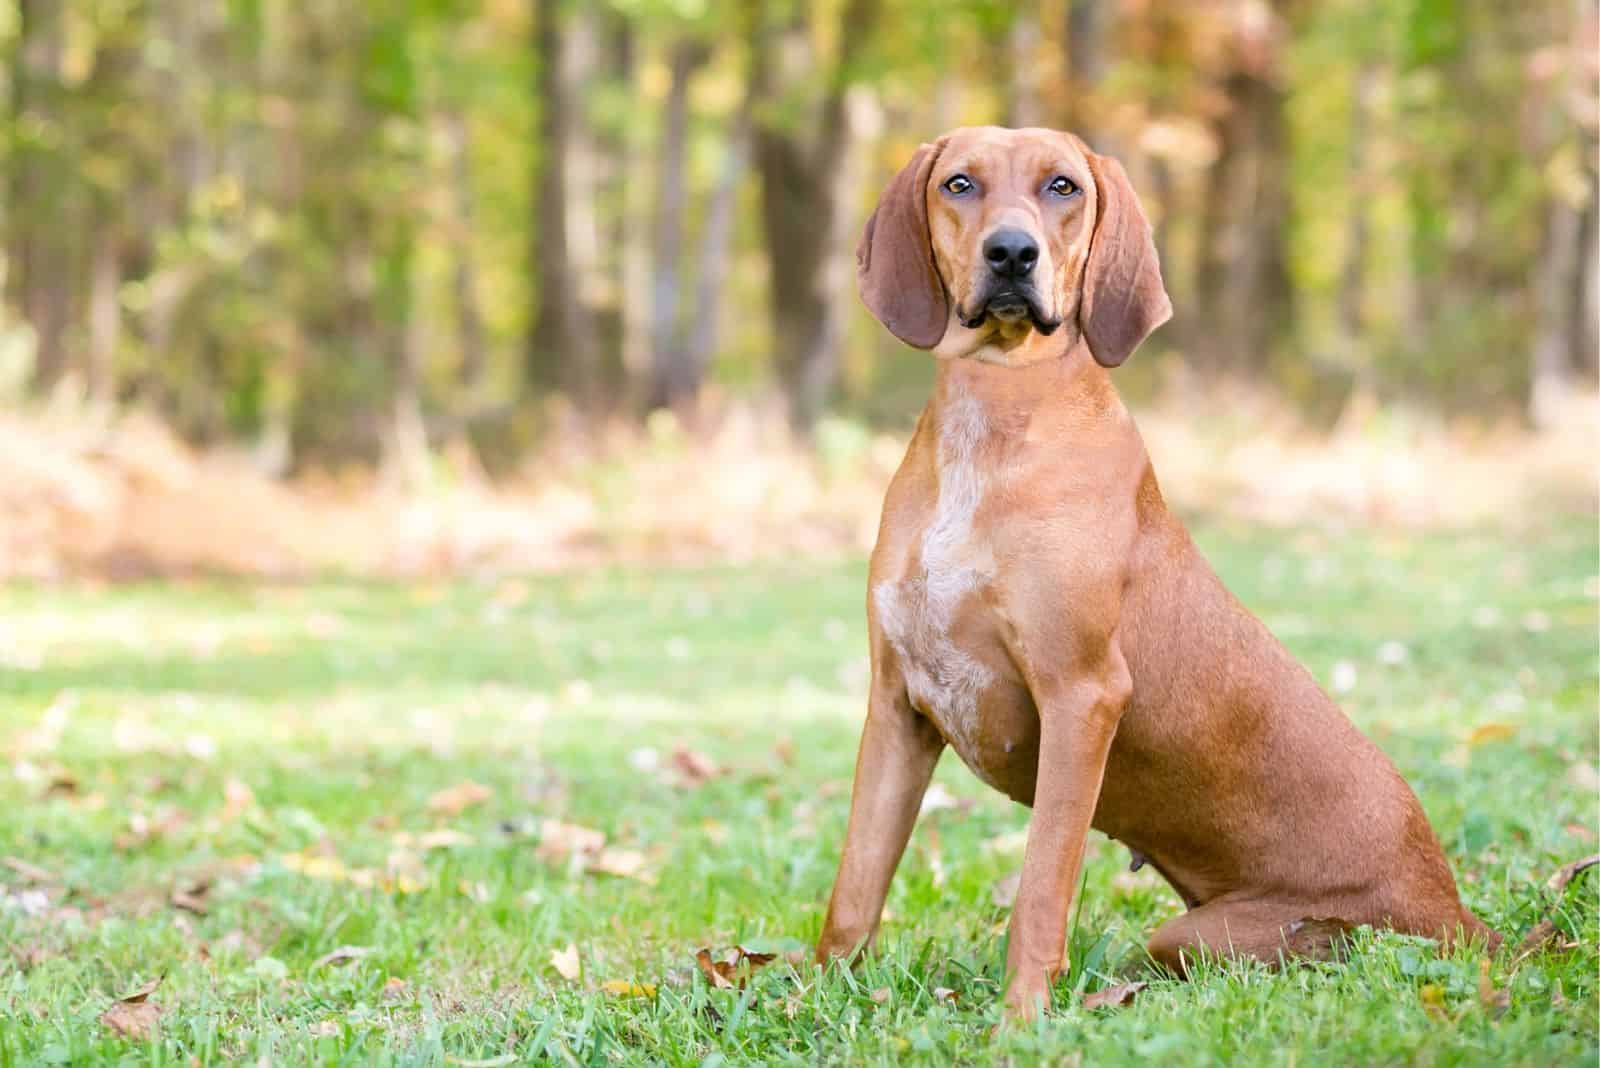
[815,126,1494,1022]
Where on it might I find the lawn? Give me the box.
[1,517,1596,1066]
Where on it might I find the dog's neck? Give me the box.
[928,333,1112,438]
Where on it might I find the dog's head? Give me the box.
[856,126,1170,367]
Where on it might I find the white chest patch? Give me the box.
[873,394,997,773]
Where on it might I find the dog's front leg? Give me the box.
[1003,651,1131,1023]
[816,675,944,963]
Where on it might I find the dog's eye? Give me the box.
[1046,175,1080,198]
[941,174,974,196]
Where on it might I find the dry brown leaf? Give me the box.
[1477,958,1509,1016]
[599,979,656,997]
[550,943,580,981]
[1082,981,1147,1011]
[695,946,778,990]
[932,986,958,1004]
[1543,853,1599,894]
[169,879,211,915]
[671,747,722,785]
[312,945,371,968]
[869,987,891,1004]
[101,975,163,1040]
[8,941,51,969]
[102,1000,162,1040]
[416,829,473,850]
[220,777,256,822]
[1513,853,1600,962]
[44,770,79,797]
[535,820,606,863]
[1,855,57,883]
[426,780,492,818]
[587,847,654,884]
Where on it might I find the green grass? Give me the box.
[1,517,1596,1066]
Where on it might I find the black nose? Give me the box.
[983,228,1039,279]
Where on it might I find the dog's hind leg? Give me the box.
[1146,898,1357,977]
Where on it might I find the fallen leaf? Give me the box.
[312,945,371,968]
[44,769,79,797]
[101,1000,162,1040]
[588,847,654,883]
[991,872,1020,909]
[1544,853,1599,894]
[695,948,732,989]
[600,979,656,997]
[695,946,779,990]
[220,777,256,822]
[381,977,409,1001]
[426,780,492,818]
[535,820,606,863]
[1083,981,1147,1011]
[1478,958,1509,1016]
[416,829,473,850]
[8,941,51,969]
[671,747,722,785]
[100,976,163,1040]
[170,880,211,915]
[1565,762,1600,791]
[869,987,890,1004]
[1512,853,1600,961]
[932,986,958,1004]
[1467,723,1517,746]
[550,943,581,981]
[1,856,56,883]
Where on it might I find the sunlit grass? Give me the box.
[0,517,1595,1065]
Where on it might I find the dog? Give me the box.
[814,126,1495,1022]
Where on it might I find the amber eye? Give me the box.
[1046,175,1080,198]
[941,174,974,196]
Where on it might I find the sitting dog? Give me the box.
[814,126,1494,1022]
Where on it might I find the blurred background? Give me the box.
[0,0,1595,579]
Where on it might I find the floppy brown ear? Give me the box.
[1079,152,1171,368]
[856,139,949,350]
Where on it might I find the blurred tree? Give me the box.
[0,0,1591,460]
[749,0,883,433]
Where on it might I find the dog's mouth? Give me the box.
[959,289,1061,336]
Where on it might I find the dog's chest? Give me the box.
[872,396,1006,769]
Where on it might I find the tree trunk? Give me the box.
[444,111,487,395]
[685,102,753,404]
[1064,0,1111,147]
[13,0,73,392]
[749,0,881,434]
[648,40,711,413]
[526,0,592,405]
[1192,7,1293,375]
[86,228,122,406]
[1336,64,1377,362]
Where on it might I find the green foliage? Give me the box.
[0,0,1591,453]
